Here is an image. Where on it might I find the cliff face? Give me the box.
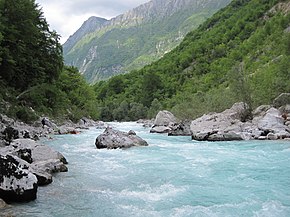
[63,0,231,83]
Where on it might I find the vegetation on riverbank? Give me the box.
[94,0,290,121]
[0,0,99,123]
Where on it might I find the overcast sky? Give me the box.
[35,0,150,44]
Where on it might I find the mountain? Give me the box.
[63,0,231,83]
[63,17,108,54]
[93,0,290,121]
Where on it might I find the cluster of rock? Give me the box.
[149,93,290,141]
[0,139,67,203]
[0,115,105,204]
[0,115,106,146]
[95,127,148,149]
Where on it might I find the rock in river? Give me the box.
[0,154,38,203]
[95,127,148,149]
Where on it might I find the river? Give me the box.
[3,122,290,217]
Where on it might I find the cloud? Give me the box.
[35,0,150,43]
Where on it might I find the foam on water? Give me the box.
[3,122,290,217]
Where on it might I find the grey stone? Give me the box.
[150,126,171,134]
[0,154,38,203]
[257,108,290,136]
[267,133,278,140]
[96,127,148,149]
[154,110,179,127]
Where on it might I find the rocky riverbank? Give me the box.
[0,115,104,204]
[150,93,290,141]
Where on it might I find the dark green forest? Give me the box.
[94,0,290,121]
[0,0,98,123]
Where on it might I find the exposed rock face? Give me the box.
[190,102,290,141]
[95,128,148,149]
[0,154,38,203]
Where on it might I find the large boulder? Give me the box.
[190,102,249,141]
[255,108,290,139]
[154,110,179,126]
[95,128,148,149]
[150,110,188,135]
[2,139,68,186]
[0,154,38,203]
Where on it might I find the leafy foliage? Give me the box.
[0,0,63,91]
[0,0,98,123]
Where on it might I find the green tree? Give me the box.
[140,72,163,107]
[0,0,63,91]
[229,62,252,121]
[147,98,162,119]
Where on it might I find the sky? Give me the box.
[35,0,150,44]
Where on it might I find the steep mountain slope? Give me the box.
[94,0,290,121]
[63,17,108,55]
[63,0,231,83]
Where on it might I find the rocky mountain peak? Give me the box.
[63,16,108,52]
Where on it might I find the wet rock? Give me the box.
[150,126,171,134]
[2,139,68,186]
[31,170,52,186]
[0,198,8,208]
[0,155,38,203]
[137,119,154,128]
[95,127,148,149]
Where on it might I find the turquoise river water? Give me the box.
[2,122,290,217]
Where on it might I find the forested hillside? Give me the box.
[0,0,98,123]
[64,0,231,83]
[94,0,290,121]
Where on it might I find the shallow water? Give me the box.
[3,122,290,217]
